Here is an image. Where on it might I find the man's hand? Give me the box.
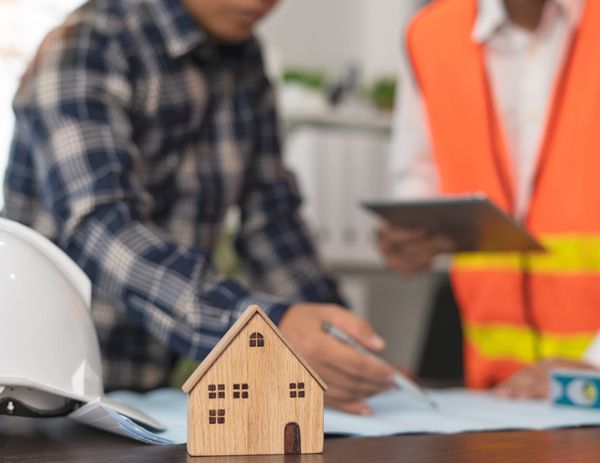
[494,358,597,399]
[279,303,398,415]
[376,221,453,276]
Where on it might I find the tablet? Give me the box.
[363,194,545,252]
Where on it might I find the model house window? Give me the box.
[209,409,225,424]
[289,382,305,398]
[208,384,225,399]
[249,332,264,347]
[233,383,249,399]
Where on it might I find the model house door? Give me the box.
[284,422,301,454]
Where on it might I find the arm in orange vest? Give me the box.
[383,40,448,275]
[389,50,440,200]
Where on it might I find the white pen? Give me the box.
[322,321,438,409]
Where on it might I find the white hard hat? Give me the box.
[0,218,163,430]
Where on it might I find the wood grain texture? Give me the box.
[185,306,325,456]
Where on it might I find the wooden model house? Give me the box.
[182,305,327,456]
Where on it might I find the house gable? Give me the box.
[182,305,327,394]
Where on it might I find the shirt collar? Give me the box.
[472,0,586,44]
[148,0,209,58]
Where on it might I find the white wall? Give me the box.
[259,0,419,81]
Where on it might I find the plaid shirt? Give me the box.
[3,0,341,390]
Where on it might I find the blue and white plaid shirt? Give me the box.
[3,0,342,390]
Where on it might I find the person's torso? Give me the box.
[406,0,600,388]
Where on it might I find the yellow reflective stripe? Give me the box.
[532,235,600,272]
[454,253,521,271]
[464,324,595,363]
[454,235,600,274]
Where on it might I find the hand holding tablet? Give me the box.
[365,194,544,253]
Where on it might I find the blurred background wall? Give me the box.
[259,0,411,81]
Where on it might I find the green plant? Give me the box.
[282,68,328,90]
[368,77,397,110]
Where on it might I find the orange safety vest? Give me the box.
[407,0,600,388]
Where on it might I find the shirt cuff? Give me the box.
[582,332,600,369]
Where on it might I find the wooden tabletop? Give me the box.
[2,416,600,463]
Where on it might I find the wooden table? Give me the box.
[2,416,600,463]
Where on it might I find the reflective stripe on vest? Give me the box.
[464,323,596,364]
[455,235,600,273]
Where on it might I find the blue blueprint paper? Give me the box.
[106,387,600,444]
[325,389,600,436]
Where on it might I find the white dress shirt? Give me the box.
[391,0,600,368]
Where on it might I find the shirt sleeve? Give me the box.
[234,68,344,309]
[12,27,296,362]
[390,54,440,199]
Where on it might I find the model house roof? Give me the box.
[181,305,328,393]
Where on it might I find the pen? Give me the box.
[321,321,437,409]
